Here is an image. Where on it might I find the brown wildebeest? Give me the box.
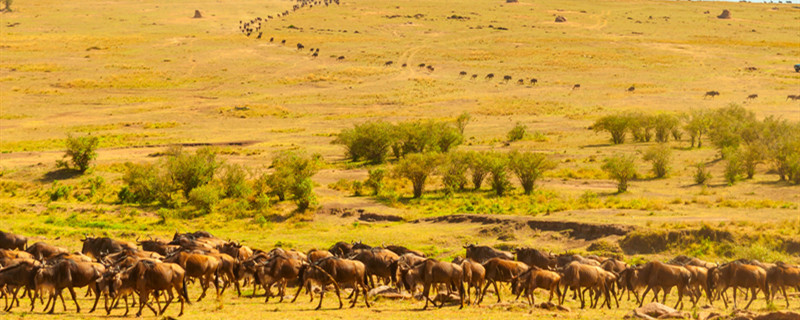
[704,90,720,98]
[427,65,435,72]
[619,266,647,304]
[601,258,627,274]
[297,43,304,50]
[478,257,528,304]
[26,242,68,261]
[256,252,303,302]
[418,63,426,68]
[768,262,800,308]
[787,94,798,101]
[517,79,524,85]
[511,266,562,306]
[485,73,494,80]
[530,78,538,85]
[556,253,600,268]
[219,241,253,262]
[668,255,716,270]
[459,71,467,77]
[385,61,393,66]
[401,63,407,67]
[572,84,581,90]
[393,253,427,293]
[707,262,768,310]
[560,261,611,309]
[349,248,399,287]
[453,257,485,304]
[406,259,464,310]
[682,264,710,304]
[32,259,104,314]
[638,261,694,310]
[471,74,478,79]
[464,244,513,263]
[329,242,353,257]
[747,94,758,100]
[238,251,271,297]
[81,236,137,261]
[291,256,370,310]
[307,249,334,263]
[163,251,220,301]
[0,249,34,260]
[0,231,27,250]
[138,237,178,256]
[503,75,512,82]
[383,244,425,258]
[628,85,635,92]
[281,39,287,44]
[118,259,189,316]
[207,252,239,296]
[0,259,39,311]
[95,268,138,316]
[514,247,556,270]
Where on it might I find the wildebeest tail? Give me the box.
[389,260,398,284]
[182,275,192,305]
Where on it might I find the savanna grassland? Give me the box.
[1,0,800,319]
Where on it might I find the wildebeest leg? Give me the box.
[135,290,147,317]
[198,276,209,302]
[315,287,325,310]
[673,286,683,310]
[89,282,101,313]
[744,287,757,310]
[350,283,359,308]
[478,281,491,305]
[264,280,274,303]
[290,279,305,303]
[422,282,433,310]
[123,296,130,316]
[661,286,670,305]
[639,286,651,307]
[781,285,790,308]
[159,288,174,315]
[493,280,502,303]
[278,280,287,303]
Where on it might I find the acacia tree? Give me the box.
[602,154,637,193]
[508,151,555,194]
[593,114,630,144]
[684,109,712,148]
[642,144,672,178]
[466,151,492,190]
[60,134,100,173]
[487,152,512,196]
[455,112,471,135]
[394,152,441,198]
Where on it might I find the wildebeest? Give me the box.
[383,244,425,258]
[556,253,600,268]
[256,252,303,302]
[768,262,800,308]
[795,64,800,72]
[788,95,798,101]
[707,261,768,310]
[26,242,68,261]
[464,244,513,263]
[560,261,611,309]
[503,75,512,82]
[384,61,393,66]
[401,63,407,67]
[81,236,137,261]
[704,91,720,98]
[511,266,562,306]
[349,248,399,287]
[485,73,494,80]
[514,247,556,270]
[418,63,425,68]
[471,74,478,79]
[219,241,253,262]
[572,84,581,90]
[530,78,538,85]
[0,231,26,250]
[292,256,370,310]
[32,259,104,314]
[269,37,274,42]
[163,251,220,301]
[747,94,758,100]
[307,248,334,263]
[453,257,484,304]
[117,259,189,316]
[337,55,345,60]
[405,258,464,310]
[426,65,434,72]
[459,71,467,77]
[297,43,304,50]
[329,241,353,257]
[0,259,40,311]
[478,257,528,304]
[517,79,524,85]
[637,261,694,310]
[281,39,286,44]
[395,253,427,294]
[628,85,635,92]
[137,237,176,256]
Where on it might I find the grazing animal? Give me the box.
[383,245,425,258]
[328,242,353,257]
[768,262,800,308]
[786,95,797,101]
[459,71,467,77]
[485,73,494,80]
[704,91,720,98]
[292,257,370,310]
[297,43,304,50]
[0,260,40,312]
[560,261,611,309]
[307,248,334,263]
[637,261,694,310]
[453,257,485,305]
[514,248,556,270]
[402,63,407,67]
[795,64,800,72]
[281,39,286,44]
[0,231,27,250]
[478,258,528,304]
[405,259,465,310]
[256,252,302,302]
[269,37,274,42]
[81,236,137,261]
[116,259,189,317]
[707,262,769,310]
[32,259,105,314]
[747,94,758,100]
[628,85,635,92]
[337,56,345,60]
[511,266,562,306]
[530,78,538,85]
[348,248,399,287]
[464,244,513,263]
[471,74,478,79]
[163,251,220,301]
[384,61,393,66]
[418,63,426,68]
[572,84,581,90]
[26,242,68,261]
[503,75,512,82]
[517,79,524,85]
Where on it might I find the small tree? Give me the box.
[723,147,743,185]
[709,104,758,156]
[166,146,220,197]
[466,151,492,190]
[642,144,672,178]
[119,162,173,206]
[60,134,100,173]
[441,152,469,195]
[188,185,220,215]
[593,114,630,144]
[487,152,512,196]
[334,121,394,164]
[268,150,322,203]
[508,151,555,194]
[294,178,317,211]
[393,152,441,198]
[629,113,655,142]
[2,0,13,12]
[602,154,637,193]
[684,109,712,148]
[507,123,527,142]
[693,162,712,186]
[364,168,386,196]
[455,112,471,135]
[653,114,678,143]
[220,163,252,198]
[740,144,764,179]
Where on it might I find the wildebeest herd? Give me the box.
[1,230,799,317]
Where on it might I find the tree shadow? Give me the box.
[754,179,795,188]
[580,143,612,148]
[38,168,82,183]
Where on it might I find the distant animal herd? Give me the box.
[1,230,798,317]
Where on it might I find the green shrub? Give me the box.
[188,184,219,214]
[723,147,743,185]
[593,114,630,144]
[643,144,671,178]
[602,154,637,193]
[508,151,555,194]
[709,104,758,155]
[507,123,527,142]
[487,152,512,196]
[84,176,104,198]
[294,178,317,211]
[166,146,220,197]
[118,162,174,205]
[334,121,394,163]
[693,162,712,186]
[629,113,655,142]
[268,150,322,209]
[466,151,492,190]
[653,114,679,143]
[758,116,800,182]
[455,112,471,135]
[393,120,463,157]
[684,109,712,148]
[59,134,99,173]
[365,168,386,195]
[740,144,764,179]
[441,152,469,195]
[393,152,441,198]
[351,181,363,196]
[48,180,72,201]
[220,163,252,198]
